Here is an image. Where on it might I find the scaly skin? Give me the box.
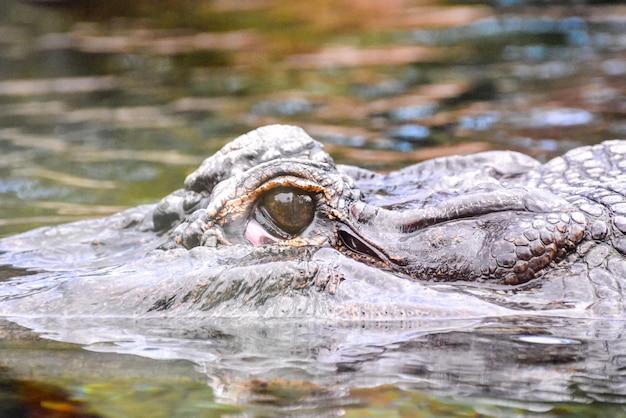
[1,124,625,318]
[154,125,621,289]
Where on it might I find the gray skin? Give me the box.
[1,124,625,318]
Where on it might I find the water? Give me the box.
[0,0,626,416]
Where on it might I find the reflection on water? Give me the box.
[4,315,626,417]
[0,0,626,416]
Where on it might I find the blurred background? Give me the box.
[1,0,625,236]
[1,2,626,416]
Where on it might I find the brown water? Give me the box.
[0,0,626,416]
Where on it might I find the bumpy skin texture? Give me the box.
[152,125,623,291]
[2,124,626,318]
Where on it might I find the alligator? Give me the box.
[0,124,625,318]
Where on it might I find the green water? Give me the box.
[1,0,626,416]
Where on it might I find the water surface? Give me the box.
[0,0,625,416]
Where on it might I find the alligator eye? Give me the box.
[253,187,315,240]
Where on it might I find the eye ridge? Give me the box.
[254,186,316,239]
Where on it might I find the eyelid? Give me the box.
[251,179,325,198]
[245,218,279,246]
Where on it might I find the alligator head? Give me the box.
[2,125,624,318]
[153,125,589,289]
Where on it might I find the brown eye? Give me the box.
[254,187,315,239]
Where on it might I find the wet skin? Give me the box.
[1,124,626,318]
